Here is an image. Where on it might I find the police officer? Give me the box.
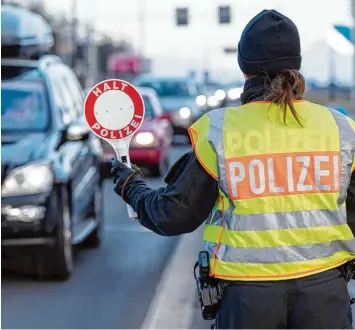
[112,9,355,329]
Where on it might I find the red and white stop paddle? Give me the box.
[84,79,145,219]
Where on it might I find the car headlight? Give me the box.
[2,163,53,197]
[196,95,207,107]
[227,87,242,100]
[131,132,158,147]
[207,95,219,107]
[215,89,226,101]
[179,107,191,119]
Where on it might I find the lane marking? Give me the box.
[141,229,203,329]
[73,166,97,199]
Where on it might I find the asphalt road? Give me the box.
[1,144,200,329]
[3,142,355,329]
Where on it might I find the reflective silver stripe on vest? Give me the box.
[207,109,227,193]
[328,108,355,205]
[205,238,355,264]
[206,206,346,231]
[206,109,238,221]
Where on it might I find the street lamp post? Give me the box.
[85,25,98,88]
[137,0,145,56]
[71,0,78,68]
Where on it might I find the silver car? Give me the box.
[134,76,202,136]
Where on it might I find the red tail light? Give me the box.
[158,113,173,121]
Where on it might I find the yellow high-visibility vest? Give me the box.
[188,100,355,281]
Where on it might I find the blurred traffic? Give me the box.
[2,44,104,282]
[1,0,355,328]
[134,76,203,136]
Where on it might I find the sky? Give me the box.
[23,0,355,82]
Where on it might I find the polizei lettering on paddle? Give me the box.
[84,79,144,140]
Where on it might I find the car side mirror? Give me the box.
[66,122,90,141]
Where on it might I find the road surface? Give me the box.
[2,144,355,329]
[1,144,208,329]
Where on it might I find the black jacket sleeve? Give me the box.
[346,171,355,234]
[123,151,219,236]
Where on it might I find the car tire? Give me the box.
[150,154,170,177]
[83,181,103,248]
[37,189,73,281]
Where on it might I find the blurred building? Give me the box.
[302,33,353,86]
[7,0,152,88]
[17,0,353,84]
[89,0,350,82]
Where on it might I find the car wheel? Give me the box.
[37,189,73,281]
[83,182,103,248]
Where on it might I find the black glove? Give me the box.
[111,158,144,202]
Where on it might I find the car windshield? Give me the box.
[205,83,222,92]
[225,82,242,89]
[142,95,155,119]
[1,81,49,132]
[138,80,192,97]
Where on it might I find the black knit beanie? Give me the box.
[238,9,302,76]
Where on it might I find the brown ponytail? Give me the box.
[264,69,306,126]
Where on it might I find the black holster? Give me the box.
[340,260,355,305]
[194,251,229,320]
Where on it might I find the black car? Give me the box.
[1,55,104,281]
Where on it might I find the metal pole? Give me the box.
[86,25,97,88]
[329,46,336,102]
[71,0,78,68]
[137,0,145,55]
[201,47,210,73]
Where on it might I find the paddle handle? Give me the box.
[114,147,137,220]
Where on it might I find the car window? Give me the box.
[1,80,50,131]
[142,95,155,119]
[205,82,222,93]
[48,73,72,125]
[196,84,204,94]
[138,80,192,97]
[56,77,77,121]
[60,66,84,117]
[187,81,198,96]
[48,64,80,124]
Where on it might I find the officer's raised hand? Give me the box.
[111,158,145,204]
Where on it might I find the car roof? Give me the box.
[1,56,63,81]
[2,55,63,67]
[1,58,39,68]
[2,79,46,94]
[138,87,158,96]
[137,76,187,83]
